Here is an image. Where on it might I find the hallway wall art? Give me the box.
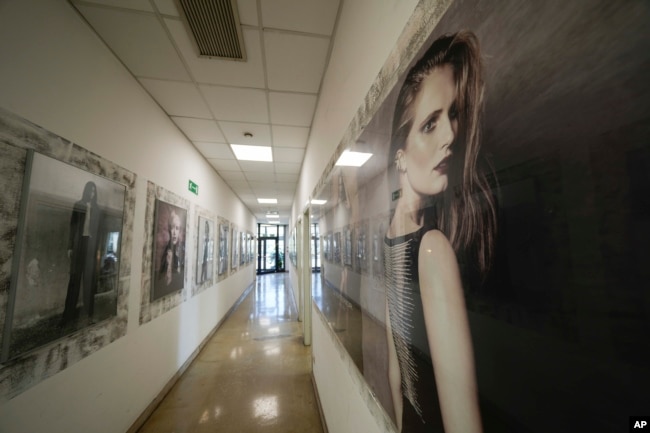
[140,182,189,324]
[231,225,239,272]
[0,107,136,400]
[310,0,650,431]
[193,210,215,296]
[217,217,230,281]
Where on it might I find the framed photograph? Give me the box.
[355,223,367,273]
[239,231,245,266]
[343,228,352,267]
[231,227,239,271]
[246,233,250,263]
[2,151,126,361]
[151,200,186,301]
[333,231,341,264]
[195,216,214,285]
[218,222,229,276]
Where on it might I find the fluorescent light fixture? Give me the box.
[230,144,273,162]
[257,198,277,204]
[266,214,279,219]
[311,199,327,205]
[335,150,372,167]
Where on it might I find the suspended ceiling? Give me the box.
[69,0,341,225]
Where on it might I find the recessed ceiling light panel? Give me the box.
[231,144,273,162]
[335,150,372,167]
[311,199,327,205]
[257,198,277,204]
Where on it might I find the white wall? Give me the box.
[293,0,421,431]
[293,0,419,214]
[0,1,255,432]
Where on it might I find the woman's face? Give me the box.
[400,64,458,197]
[170,215,181,245]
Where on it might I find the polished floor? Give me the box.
[138,273,324,433]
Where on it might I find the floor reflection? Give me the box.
[137,273,323,433]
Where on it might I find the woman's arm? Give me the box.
[419,230,483,433]
[386,301,403,431]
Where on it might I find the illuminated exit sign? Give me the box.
[188,180,199,195]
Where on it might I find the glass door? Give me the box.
[311,223,320,272]
[258,238,277,273]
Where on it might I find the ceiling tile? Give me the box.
[153,0,179,16]
[272,125,309,148]
[275,182,297,192]
[273,147,304,163]
[249,181,276,192]
[245,171,272,182]
[208,158,242,172]
[75,0,154,12]
[226,180,253,190]
[261,0,339,36]
[201,86,269,123]
[193,142,233,159]
[76,5,190,81]
[237,192,257,202]
[219,170,246,181]
[166,21,265,88]
[274,173,299,183]
[269,92,316,126]
[236,0,258,26]
[230,184,254,195]
[239,161,275,173]
[218,122,271,146]
[275,193,295,202]
[264,31,330,93]
[139,79,212,118]
[172,117,225,142]
[274,162,301,174]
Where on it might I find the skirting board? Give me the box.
[311,369,330,433]
[126,281,255,433]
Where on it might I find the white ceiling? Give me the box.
[69,0,341,224]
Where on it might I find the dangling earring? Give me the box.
[395,156,405,173]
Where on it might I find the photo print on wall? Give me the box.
[310,1,650,432]
[151,199,187,301]
[2,151,126,362]
[195,215,214,288]
[0,107,136,399]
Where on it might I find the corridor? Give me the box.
[138,273,324,433]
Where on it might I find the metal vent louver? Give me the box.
[175,0,246,61]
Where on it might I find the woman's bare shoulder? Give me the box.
[419,229,461,294]
[420,229,455,260]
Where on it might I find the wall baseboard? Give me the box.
[311,368,329,433]
[126,281,255,433]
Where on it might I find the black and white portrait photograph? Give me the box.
[312,1,650,432]
[2,151,125,361]
[218,222,229,276]
[231,227,239,271]
[152,200,186,301]
[195,216,214,286]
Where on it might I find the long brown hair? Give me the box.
[389,31,496,275]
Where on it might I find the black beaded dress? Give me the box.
[384,226,444,432]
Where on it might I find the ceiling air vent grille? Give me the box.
[176,0,246,61]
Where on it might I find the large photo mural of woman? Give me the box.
[384,31,493,432]
[313,1,650,432]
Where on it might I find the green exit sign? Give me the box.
[188,180,199,195]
